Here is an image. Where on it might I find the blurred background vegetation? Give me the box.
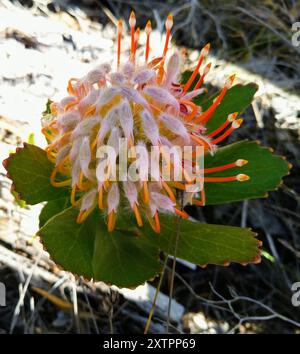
[0,0,299,334]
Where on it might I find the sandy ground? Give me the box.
[0,0,299,334]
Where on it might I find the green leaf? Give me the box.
[39,205,261,287]
[156,214,261,266]
[39,207,97,278]
[203,140,290,204]
[39,198,71,228]
[38,207,162,287]
[199,83,258,133]
[3,143,69,205]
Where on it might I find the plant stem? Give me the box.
[144,254,168,334]
[166,193,183,333]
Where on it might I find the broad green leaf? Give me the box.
[38,206,261,287]
[197,83,258,133]
[38,207,162,287]
[156,214,261,266]
[203,140,290,204]
[3,143,69,204]
[92,220,161,288]
[39,198,71,228]
[39,207,97,278]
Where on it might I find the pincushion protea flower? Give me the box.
[42,12,250,233]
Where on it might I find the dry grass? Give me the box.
[0,0,299,334]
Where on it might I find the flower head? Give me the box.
[42,12,249,232]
